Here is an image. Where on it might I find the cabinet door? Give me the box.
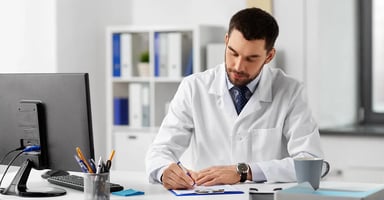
[114,132,156,171]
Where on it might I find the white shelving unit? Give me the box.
[105,25,225,171]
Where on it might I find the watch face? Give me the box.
[238,163,248,172]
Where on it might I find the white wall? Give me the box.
[130,0,245,27]
[0,0,56,72]
[55,0,132,159]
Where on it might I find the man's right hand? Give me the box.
[161,163,196,190]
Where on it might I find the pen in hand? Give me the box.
[177,161,195,187]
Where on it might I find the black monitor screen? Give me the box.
[0,73,94,196]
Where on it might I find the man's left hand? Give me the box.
[195,165,240,186]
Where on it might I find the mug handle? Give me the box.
[321,160,330,178]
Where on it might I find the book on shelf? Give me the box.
[112,33,121,77]
[113,97,128,125]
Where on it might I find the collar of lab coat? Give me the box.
[209,63,273,103]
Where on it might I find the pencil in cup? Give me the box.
[84,172,110,200]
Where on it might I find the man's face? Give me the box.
[225,29,275,87]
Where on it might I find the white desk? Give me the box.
[0,167,294,200]
[1,167,384,200]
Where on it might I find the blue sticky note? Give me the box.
[112,189,145,196]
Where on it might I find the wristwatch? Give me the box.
[236,163,249,182]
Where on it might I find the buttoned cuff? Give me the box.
[249,163,267,182]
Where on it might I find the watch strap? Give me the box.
[239,171,247,182]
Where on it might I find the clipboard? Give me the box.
[170,185,244,196]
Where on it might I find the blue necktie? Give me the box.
[231,86,252,115]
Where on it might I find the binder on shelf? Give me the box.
[112,33,121,77]
[183,50,193,76]
[129,84,142,128]
[206,43,225,69]
[159,33,169,77]
[141,85,150,127]
[154,32,160,77]
[167,33,182,78]
[120,33,133,78]
[113,97,128,125]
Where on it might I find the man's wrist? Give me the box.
[236,163,249,182]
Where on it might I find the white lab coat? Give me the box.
[145,64,324,183]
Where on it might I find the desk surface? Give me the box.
[0,167,293,200]
[1,167,384,199]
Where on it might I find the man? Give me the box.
[146,7,324,190]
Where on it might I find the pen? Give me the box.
[105,149,115,171]
[76,147,94,173]
[74,155,88,173]
[96,156,103,174]
[177,161,195,186]
[89,158,96,173]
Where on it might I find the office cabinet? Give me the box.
[105,25,225,170]
[113,131,156,171]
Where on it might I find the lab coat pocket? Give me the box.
[249,127,283,160]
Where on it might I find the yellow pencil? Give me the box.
[108,149,116,161]
[76,147,94,173]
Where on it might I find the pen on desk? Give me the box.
[76,147,94,173]
[177,161,195,186]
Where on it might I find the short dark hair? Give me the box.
[228,7,279,51]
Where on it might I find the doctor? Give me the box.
[146,7,324,190]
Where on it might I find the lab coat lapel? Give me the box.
[208,64,238,119]
[238,66,273,119]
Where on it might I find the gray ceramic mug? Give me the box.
[294,157,330,190]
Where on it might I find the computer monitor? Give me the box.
[0,73,94,197]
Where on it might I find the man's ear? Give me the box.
[265,48,276,64]
[225,33,229,45]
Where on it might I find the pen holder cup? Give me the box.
[84,173,110,200]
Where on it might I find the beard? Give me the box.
[226,66,251,86]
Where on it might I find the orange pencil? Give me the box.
[108,149,116,161]
[76,147,94,173]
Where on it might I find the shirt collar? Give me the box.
[226,69,262,93]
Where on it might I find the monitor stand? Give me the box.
[1,159,66,197]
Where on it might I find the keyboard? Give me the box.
[47,174,124,192]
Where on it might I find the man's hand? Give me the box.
[161,163,196,190]
[195,165,240,186]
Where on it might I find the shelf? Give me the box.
[105,25,226,170]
